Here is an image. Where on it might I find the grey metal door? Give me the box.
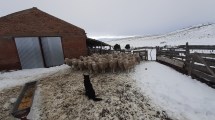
[41,37,64,67]
[15,37,44,69]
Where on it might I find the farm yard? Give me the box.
[0,23,215,120]
[1,1,215,119]
[1,62,173,120]
[1,58,215,120]
[0,8,215,119]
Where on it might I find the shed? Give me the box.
[0,7,87,70]
[86,38,111,48]
[86,38,112,54]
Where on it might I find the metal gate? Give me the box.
[15,37,44,69]
[41,37,64,67]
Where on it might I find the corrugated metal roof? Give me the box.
[87,38,111,47]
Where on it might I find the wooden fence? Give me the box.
[88,48,114,55]
[88,48,149,61]
[156,42,215,85]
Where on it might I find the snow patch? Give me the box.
[0,64,70,90]
[132,61,215,120]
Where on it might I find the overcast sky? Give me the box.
[1,0,215,38]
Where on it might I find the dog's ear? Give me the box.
[83,72,90,76]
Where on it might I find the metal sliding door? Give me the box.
[15,37,44,69]
[41,37,64,67]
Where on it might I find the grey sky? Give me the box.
[1,0,215,37]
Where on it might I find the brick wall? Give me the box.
[0,8,87,70]
[0,37,21,70]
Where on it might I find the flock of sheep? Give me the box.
[65,53,142,73]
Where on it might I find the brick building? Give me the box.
[0,7,87,70]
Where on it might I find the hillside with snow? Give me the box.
[107,23,215,48]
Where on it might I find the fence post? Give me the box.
[188,57,193,76]
[185,42,190,72]
[156,46,159,61]
[170,48,173,59]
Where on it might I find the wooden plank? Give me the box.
[193,53,215,77]
[178,45,215,50]
[134,46,156,49]
[192,70,215,83]
[133,50,147,53]
[158,50,186,59]
[172,57,185,62]
[178,45,186,49]
[188,58,194,76]
[160,51,179,55]
[195,53,215,58]
[161,50,186,54]
[192,64,215,75]
[185,42,190,68]
[157,56,184,68]
[191,55,215,66]
[188,45,215,50]
[161,53,177,57]
[162,53,186,59]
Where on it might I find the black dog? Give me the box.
[83,74,102,101]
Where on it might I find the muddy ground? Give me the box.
[0,70,174,120]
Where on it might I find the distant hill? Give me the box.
[107,23,215,48]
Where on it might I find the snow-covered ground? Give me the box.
[0,65,70,120]
[132,61,215,120]
[91,22,215,119]
[1,61,215,120]
[33,71,171,120]
[0,66,173,120]
[0,64,70,90]
[107,23,215,48]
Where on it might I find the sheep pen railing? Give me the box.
[156,42,215,86]
[88,48,114,55]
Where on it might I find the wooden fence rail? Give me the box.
[156,42,215,85]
